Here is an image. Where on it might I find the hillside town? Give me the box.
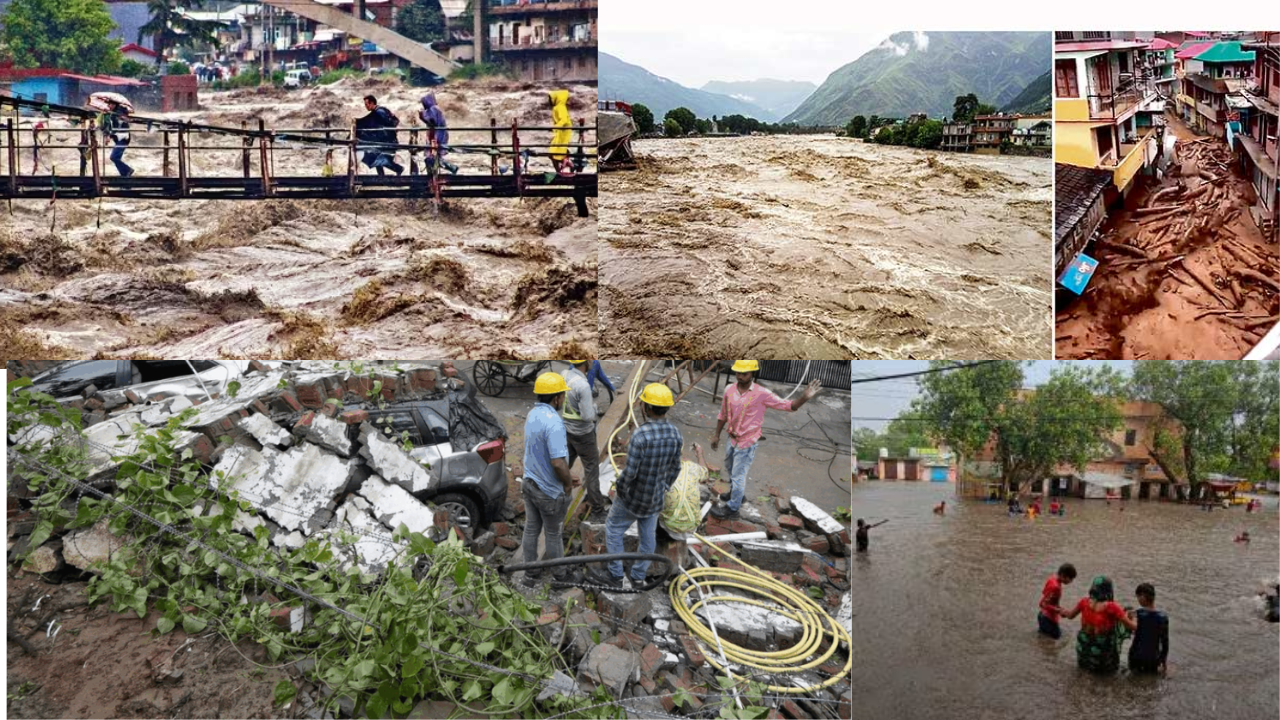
[1053,30,1280,360]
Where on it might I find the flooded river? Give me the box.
[600,135,1053,358]
[850,481,1279,720]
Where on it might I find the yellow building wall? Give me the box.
[1055,98,1091,122]
[1113,138,1149,193]
[1055,122,1100,169]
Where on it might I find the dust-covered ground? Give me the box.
[0,77,597,359]
[1055,115,1279,359]
[599,135,1052,358]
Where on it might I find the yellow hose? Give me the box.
[671,533,852,693]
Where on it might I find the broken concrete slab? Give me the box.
[836,591,851,640]
[240,413,294,449]
[692,601,802,652]
[22,543,63,574]
[581,643,641,698]
[355,474,435,535]
[733,539,807,573]
[791,497,845,535]
[329,494,399,575]
[61,518,134,573]
[211,443,354,534]
[304,412,352,457]
[537,670,578,703]
[358,422,436,495]
[599,589,653,630]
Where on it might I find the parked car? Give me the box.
[361,390,509,532]
[22,360,272,404]
[283,69,311,88]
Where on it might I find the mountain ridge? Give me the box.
[699,79,817,120]
[783,31,1051,125]
[599,52,774,122]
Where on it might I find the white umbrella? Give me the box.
[85,92,134,113]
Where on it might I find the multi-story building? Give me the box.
[972,114,1015,153]
[1012,115,1052,147]
[940,122,972,152]
[1054,32,1161,197]
[1142,38,1178,95]
[1181,41,1256,137]
[1238,33,1279,240]
[965,399,1182,500]
[487,0,597,83]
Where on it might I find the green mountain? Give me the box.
[599,52,772,122]
[1001,71,1052,115]
[699,79,817,121]
[782,31,1051,125]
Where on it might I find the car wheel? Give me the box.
[433,493,480,536]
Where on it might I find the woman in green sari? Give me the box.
[1060,576,1138,673]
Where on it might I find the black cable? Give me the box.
[849,360,1000,384]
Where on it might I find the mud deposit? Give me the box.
[7,576,289,719]
[1056,117,1279,359]
[599,135,1052,358]
[0,79,597,358]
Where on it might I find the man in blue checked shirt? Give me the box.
[595,383,684,589]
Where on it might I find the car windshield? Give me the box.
[29,361,120,397]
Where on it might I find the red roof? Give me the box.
[1148,38,1178,51]
[61,74,149,86]
[1176,41,1216,59]
[0,67,72,81]
[1057,39,1150,52]
[119,43,158,58]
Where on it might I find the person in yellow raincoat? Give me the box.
[548,89,573,176]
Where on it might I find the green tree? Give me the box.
[873,126,894,144]
[118,58,149,78]
[911,119,944,149]
[953,93,979,123]
[846,115,867,138]
[694,118,712,134]
[664,107,697,135]
[630,102,655,134]
[139,0,218,69]
[662,117,682,137]
[975,103,997,116]
[916,361,1023,463]
[395,0,446,84]
[0,0,122,74]
[1130,361,1279,497]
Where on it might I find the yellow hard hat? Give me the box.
[533,372,569,395]
[731,360,760,373]
[639,383,675,407]
[563,359,588,365]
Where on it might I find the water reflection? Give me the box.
[850,481,1279,720]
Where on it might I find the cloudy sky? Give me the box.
[601,1,890,87]
[848,361,1135,431]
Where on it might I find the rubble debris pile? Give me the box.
[1058,131,1279,359]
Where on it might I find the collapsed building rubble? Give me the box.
[8,361,853,718]
[1057,133,1280,358]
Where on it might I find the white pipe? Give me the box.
[686,531,767,546]
[783,360,812,400]
[184,360,215,404]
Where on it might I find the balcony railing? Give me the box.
[1087,76,1155,120]
[1196,100,1220,123]
[488,0,598,14]
[490,36,596,51]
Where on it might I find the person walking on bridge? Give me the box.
[101,100,134,177]
[417,93,459,175]
[710,361,821,519]
[548,90,574,176]
[356,95,404,176]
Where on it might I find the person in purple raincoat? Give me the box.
[418,93,458,174]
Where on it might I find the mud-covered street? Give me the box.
[599,135,1053,358]
[1055,115,1280,359]
[0,78,598,358]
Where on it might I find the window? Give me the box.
[1055,31,1075,41]
[1082,31,1110,40]
[33,92,48,103]
[1056,59,1079,98]
[1124,429,1137,446]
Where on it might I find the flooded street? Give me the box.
[0,79,597,358]
[1056,114,1279,359]
[600,135,1052,358]
[850,481,1279,720]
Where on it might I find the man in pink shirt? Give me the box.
[710,361,821,519]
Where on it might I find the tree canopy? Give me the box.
[139,0,220,68]
[846,115,867,139]
[1130,361,1279,491]
[0,0,122,74]
[630,103,654,134]
[663,107,697,135]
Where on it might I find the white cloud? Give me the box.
[914,31,930,51]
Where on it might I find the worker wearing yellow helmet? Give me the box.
[560,360,607,516]
[520,372,581,587]
[710,361,822,519]
[593,382,684,590]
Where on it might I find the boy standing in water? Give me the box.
[1037,563,1077,639]
[1127,583,1169,674]
[854,518,888,552]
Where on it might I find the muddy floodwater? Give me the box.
[849,482,1279,720]
[600,135,1053,358]
[0,78,597,358]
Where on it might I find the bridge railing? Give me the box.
[0,95,596,201]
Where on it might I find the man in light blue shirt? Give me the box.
[521,372,577,587]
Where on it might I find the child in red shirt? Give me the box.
[1037,563,1077,639]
